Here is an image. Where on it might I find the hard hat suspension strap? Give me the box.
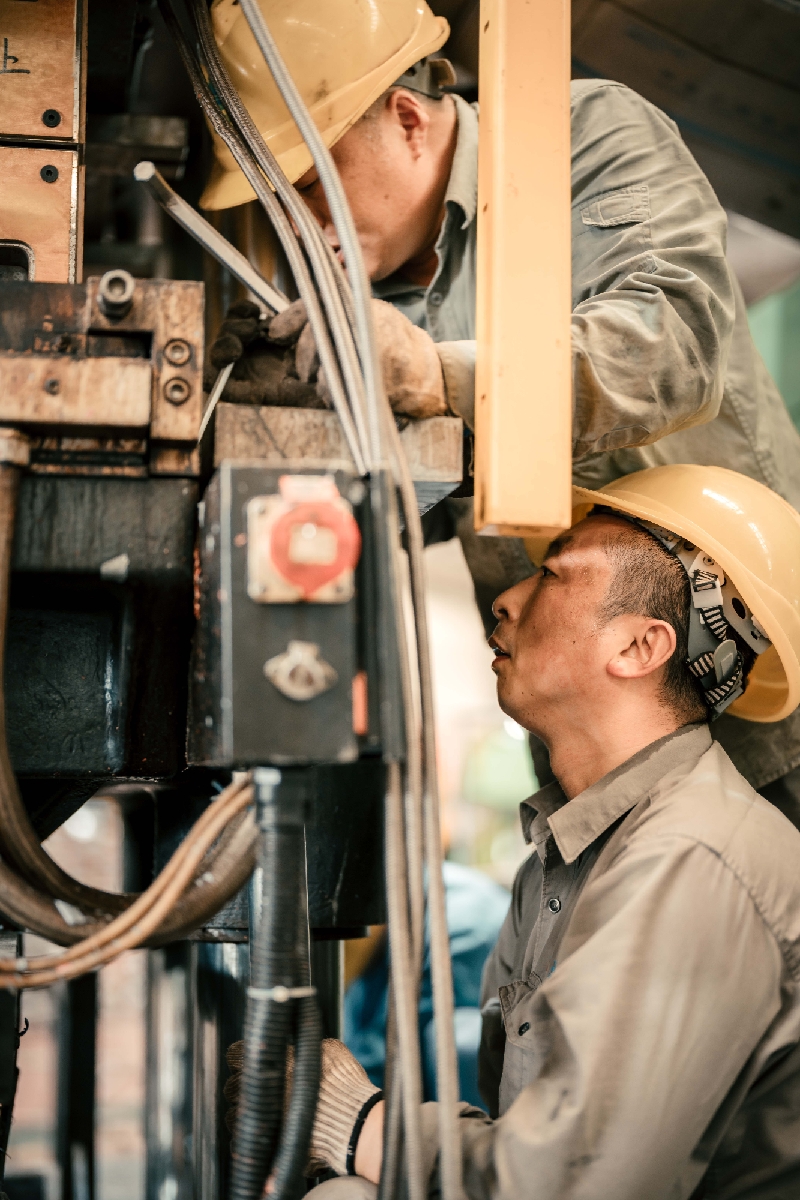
[392,56,456,100]
[592,506,772,719]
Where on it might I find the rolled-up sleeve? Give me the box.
[570,81,735,461]
[424,836,782,1199]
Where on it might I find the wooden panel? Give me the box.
[474,0,572,537]
[214,405,464,482]
[0,145,79,282]
[0,0,83,139]
[0,356,151,428]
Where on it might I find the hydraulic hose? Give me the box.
[231,768,313,1200]
[0,778,256,987]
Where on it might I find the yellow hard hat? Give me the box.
[528,465,800,723]
[201,0,450,210]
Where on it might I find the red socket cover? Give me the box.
[269,498,361,600]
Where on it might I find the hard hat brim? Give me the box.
[570,479,800,724]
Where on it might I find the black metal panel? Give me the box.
[7,582,128,775]
[190,465,359,767]
[306,760,386,931]
[7,476,197,803]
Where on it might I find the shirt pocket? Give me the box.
[573,184,655,299]
[580,184,651,227]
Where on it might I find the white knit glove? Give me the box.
[225,1037,381,1177]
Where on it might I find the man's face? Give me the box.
[490,517,625,737]
[294,91,451,281]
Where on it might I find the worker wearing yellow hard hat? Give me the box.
[231,461,800,1195]
[204,0,800,805]
[203,0,451,206]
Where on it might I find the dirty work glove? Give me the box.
[268,297,449,420]
[204,299,325,409]
[225,1037,381,1176]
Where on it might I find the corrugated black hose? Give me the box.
[231,769,314,1200]
[271,994,321,1200]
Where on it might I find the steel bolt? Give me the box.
[164,377,191,406]
[98,269,135,319]
[164,338,191,367]
[44,378,60,396]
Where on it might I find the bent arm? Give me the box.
[570,82,735,459]
[438,84,735,460]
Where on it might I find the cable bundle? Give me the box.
[153,3,463,1197]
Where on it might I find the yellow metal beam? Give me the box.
[474,0,572,538]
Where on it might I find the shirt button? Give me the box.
[548,897,562,913]
[518,1022,530,1036]
[429,292,443,306]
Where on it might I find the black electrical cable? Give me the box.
[231,770,309,1200]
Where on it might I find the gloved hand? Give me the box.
[224,1036,381,1177]
[204,299,325,409]
[207,298,449,419]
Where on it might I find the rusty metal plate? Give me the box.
[0,0,84,140]
[0,356,151,428]
[86,277,204,443]
[0,145,80,282]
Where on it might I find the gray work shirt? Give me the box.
[415,724,800,1198]
[374,81,800,791]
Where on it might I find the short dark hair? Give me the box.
[593,516,754,722]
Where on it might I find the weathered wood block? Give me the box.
[213,404,464,512]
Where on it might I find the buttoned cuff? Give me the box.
[435,341,476,430]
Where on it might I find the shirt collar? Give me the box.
[519,724,713,865]
[443,96,478,230]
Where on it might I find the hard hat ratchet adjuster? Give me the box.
[593,507,772,718]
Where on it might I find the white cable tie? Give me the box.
[247,985,316,1003]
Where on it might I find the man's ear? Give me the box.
[387,89,430,157]
[606,618,677,681]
